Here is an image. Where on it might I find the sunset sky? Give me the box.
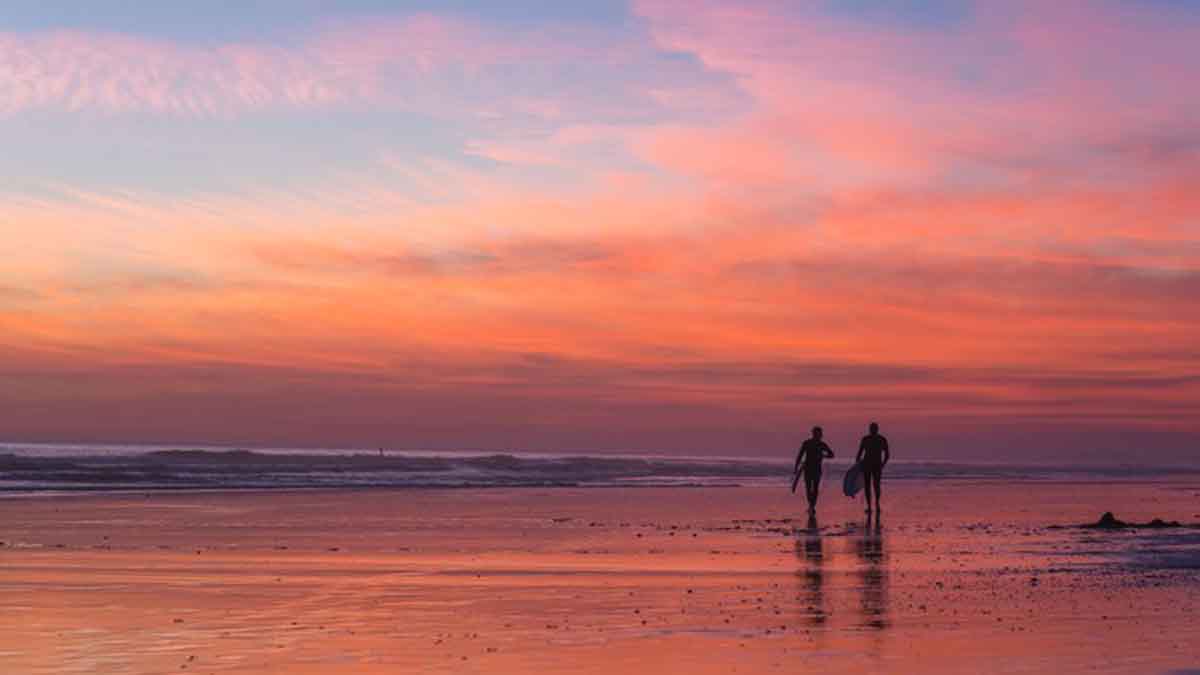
[1,1,1197,461]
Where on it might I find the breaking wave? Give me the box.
[0,448,785,492]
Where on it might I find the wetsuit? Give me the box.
[796,438,834,508]
[857,433,889,506]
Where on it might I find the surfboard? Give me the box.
[790,467,803,493]
[842,462,865,497]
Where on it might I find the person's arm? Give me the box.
[856,437,866,464]
[794,445,806,473]
[882,437,890,467]
[823,443,834,459]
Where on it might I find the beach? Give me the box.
[6,2,1199,673]
[1,478,1197,674]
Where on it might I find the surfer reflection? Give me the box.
[855,512,888,631]
[795,513,828,627]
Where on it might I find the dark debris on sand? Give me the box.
[1073,512,1191,529]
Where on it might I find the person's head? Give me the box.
[812,425,823,439]
[869,422,879,435]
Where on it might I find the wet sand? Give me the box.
[1,480,1198,673]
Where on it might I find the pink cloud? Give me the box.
[632,0,1200,185]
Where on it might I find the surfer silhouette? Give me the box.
[856,422,890,514]
[793,426,834,514]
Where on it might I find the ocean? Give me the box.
[1,442,1193,493]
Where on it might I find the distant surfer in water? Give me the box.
[856,422,890,514]
[793,426,835,514]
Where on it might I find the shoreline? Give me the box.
[2,474,1199,500]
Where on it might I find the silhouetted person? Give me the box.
[793,426,834,514]
[856,422,890,513]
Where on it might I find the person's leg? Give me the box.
[871,470,882,511]
[862,467,874,512]
[805,474,819,510]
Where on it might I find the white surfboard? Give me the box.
[843,462,865,497]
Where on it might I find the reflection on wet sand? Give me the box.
[4,484,1200,674]
[795,514,827,627]
[856,513,889,630]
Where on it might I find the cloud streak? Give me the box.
[0,14,691,119]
